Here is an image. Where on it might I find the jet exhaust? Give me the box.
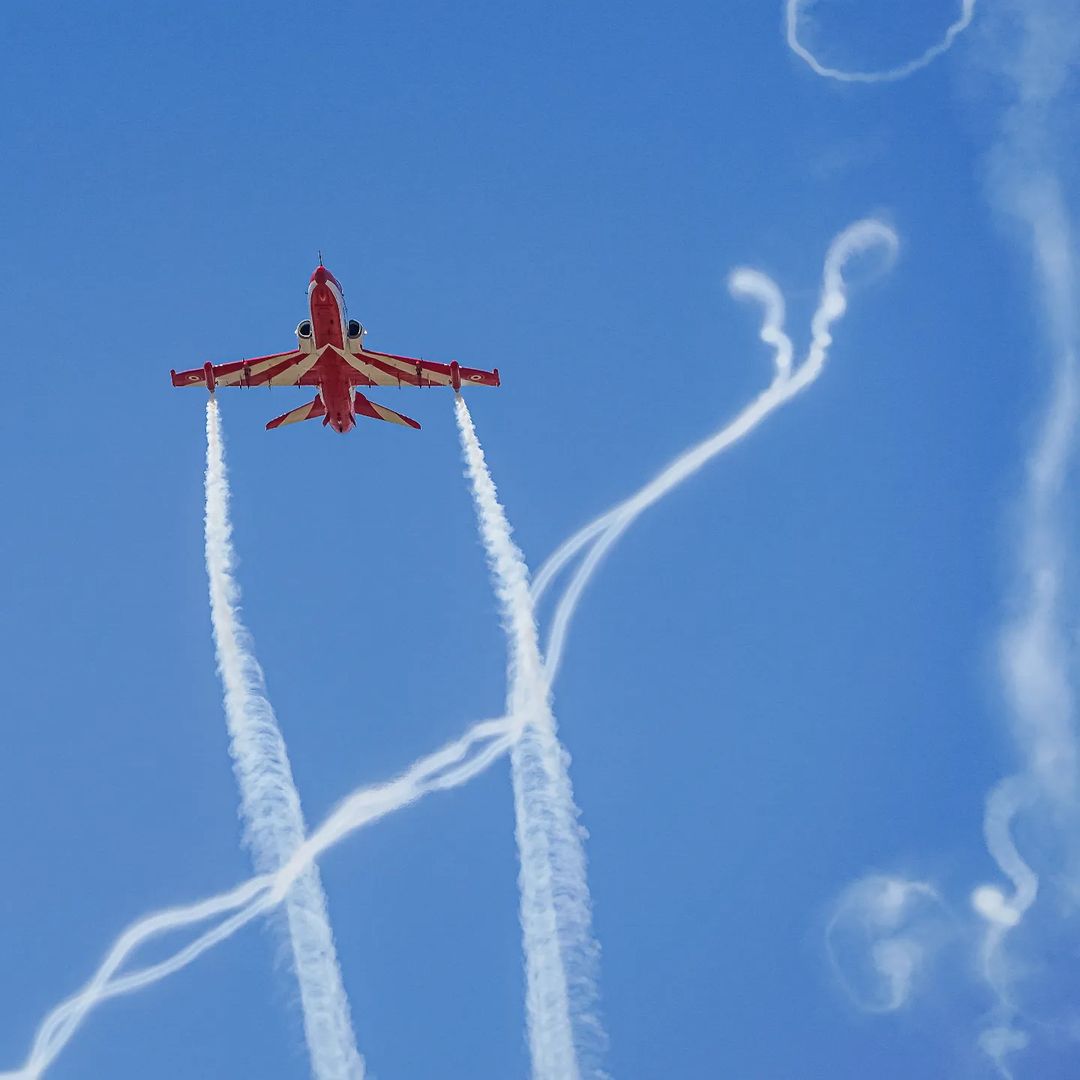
[455,395,601,1080]
[204,399,363,1080]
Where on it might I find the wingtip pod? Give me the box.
[494,367,500,387]
[203,361,216,394]
[450,360,462,391]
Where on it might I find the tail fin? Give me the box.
[354,392,421,430]
[266,396,327,430]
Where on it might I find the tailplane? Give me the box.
[266,396,327,430]
[265,393,420,431]
[355,392,420,429]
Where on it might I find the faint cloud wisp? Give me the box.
[969,3,1080,1073]
[826,876,951,1014]
[785,1,1080,1075]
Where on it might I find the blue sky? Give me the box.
[1,2,1076,1077]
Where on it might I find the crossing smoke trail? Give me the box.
[3,218,898,1078]
[455,219,897,1080]
[204,400,363,1080]
[455,396,601,1080]
[785,0,978,84]
[5,717,520,1080]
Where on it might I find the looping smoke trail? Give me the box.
[785,0,978,84]
[456,395,601,1080]
[4,219,898,1079]
[825,876,949,1014]
[536,218,899,678]
[204,400,362,1080]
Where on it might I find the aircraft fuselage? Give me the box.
[307,266,356,434]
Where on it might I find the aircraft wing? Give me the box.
[342,347,500,389]
[171,348,321,390]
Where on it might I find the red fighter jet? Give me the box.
[171,264,500,433]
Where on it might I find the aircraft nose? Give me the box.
[310,265,329,285]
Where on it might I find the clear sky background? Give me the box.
[0,2,1074,1078]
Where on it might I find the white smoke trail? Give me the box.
[5,220,899,1078]
[5,715,519,1080]
[204,400,363,1080]
[785,0,978,84]
[455,395,600,1080]
[451,218,897,1078]
[535,219,900,678]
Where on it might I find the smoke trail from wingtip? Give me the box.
[455,395,602,1080]
[204,399,364,1080]
[453,221,896,1076]
[785,0,978,84]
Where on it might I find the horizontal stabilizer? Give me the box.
[266,396,327,430]
[354,392,420,430]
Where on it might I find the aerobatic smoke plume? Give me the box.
[456,395,603,1080]
[533,218,899,671]
[204,400,362,1080]
[785,0,978,84]
[3,219,898,1077]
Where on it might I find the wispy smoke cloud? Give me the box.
[785,0,978,84]
[3,219,898,1078]
[785,2,1080,1074]
[969,3,1080,1074]
[825,876,950,1014]
[203,400,362,1080]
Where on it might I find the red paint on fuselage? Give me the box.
[308,266,354,434]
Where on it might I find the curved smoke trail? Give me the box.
[785,0,978,84]
[3,218,898,1077]
[535,219,899,677]
[204,400,362,1080]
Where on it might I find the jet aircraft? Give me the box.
[171,265,500,433]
